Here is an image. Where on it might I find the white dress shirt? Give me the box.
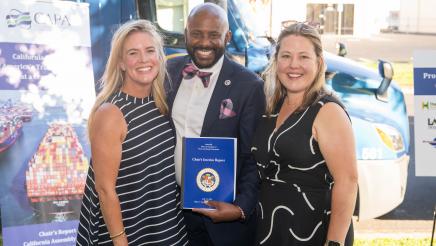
[172,56,224,185]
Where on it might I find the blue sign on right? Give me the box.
[414,67,436,95]
[413,50,436,177]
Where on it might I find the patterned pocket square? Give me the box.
[219,99,237,119]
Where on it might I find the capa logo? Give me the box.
[34,12,71,26]
[6,9,71,29]
[6,9,31,29]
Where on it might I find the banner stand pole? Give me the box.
[431,204,435,246]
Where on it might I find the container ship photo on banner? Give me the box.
[0,99,32,153]
[25,123,89,222]
[0,115,23,153]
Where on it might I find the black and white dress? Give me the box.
[252,95,350,246]
[77,91,188,245]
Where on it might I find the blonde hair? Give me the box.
[88,19,168,138]
[262,22,328,116]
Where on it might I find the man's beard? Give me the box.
[187,46,225,69]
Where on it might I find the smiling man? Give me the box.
[184,4,230,69]
[165,3,265,246]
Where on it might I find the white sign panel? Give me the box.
[414,50,436,176]
[0,0,91,46]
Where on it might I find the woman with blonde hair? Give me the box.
[252,23,357,246]
[77,19,187,245]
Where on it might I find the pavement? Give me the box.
[321,33,436,240]
[353,218,434,239]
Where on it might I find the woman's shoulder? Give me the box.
[309,93,347,118]
[315,95,350,129]
[94,103,125,127]
[317,93,344,108]
[90,103,126,141]
[301,93,343,121]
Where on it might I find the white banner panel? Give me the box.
[0,0,91,46]
[414,50,436,176]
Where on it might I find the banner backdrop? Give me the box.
[414,50,436,176]
[0,1,94,245]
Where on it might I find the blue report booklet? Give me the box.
[181,137,237,209]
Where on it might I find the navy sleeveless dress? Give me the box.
[252,95,352,246]
[77,91,188,245]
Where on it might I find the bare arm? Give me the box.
[313,102,358,244]
[90,103,128,245]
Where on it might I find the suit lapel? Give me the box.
[168,56,190,115]
[201,56,234,136]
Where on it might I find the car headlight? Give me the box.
[374,123,404,152]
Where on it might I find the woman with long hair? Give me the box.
[252,23,357,246]
[77,20,187,245]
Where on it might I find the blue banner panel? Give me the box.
[0,42,53,90]
[414,67,436,95]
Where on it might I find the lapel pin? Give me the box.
[224,80,231,86]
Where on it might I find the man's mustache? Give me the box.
[192,47,216,52]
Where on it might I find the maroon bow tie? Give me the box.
[182,63,213,88]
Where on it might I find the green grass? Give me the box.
[355,238,434,246]
[359,61,413,87]
[0,235,433,246]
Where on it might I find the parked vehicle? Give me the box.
[80,0,410,220]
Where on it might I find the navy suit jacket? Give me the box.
[166,55,265,245]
